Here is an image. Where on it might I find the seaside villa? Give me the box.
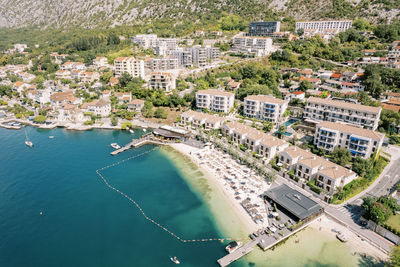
[222,121,288,163]
[278,146,357,198]
[180,110,226,130]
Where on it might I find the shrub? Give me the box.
[307,179,321,194]
[33,115,46,124]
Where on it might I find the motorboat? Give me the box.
[225,241,242,253]
[170,256,180,264]
[110,143,121,150]
[25,141,34,147]
[49,136,54,139]
[336,233,348,242]
[24,128,33,147]
[129,129,134,134]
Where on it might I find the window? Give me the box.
[299,165,302,170]
[327,180,331,185]
[305,168,309,174]
[298,171,301,176]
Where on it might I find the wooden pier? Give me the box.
[217,216,321,266]
[217,238,260,267]
[110,135,165,155]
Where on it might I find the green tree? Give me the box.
[141,101,154,118]
[33,115,46,124]
[299,80,313,91]
[388,245,400,267]
[263,121,274,132]
[331,147,351,166]
[111,117,118,126]
[154,108,167,119]
[352,157,372,177]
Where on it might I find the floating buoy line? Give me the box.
[96,147,239,243]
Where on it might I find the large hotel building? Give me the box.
[195,90,235,113]
[243,95,288,123]
[304,97,382,130]
[314,121,384,159]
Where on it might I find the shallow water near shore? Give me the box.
[0,127,385,267]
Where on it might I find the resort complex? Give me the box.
[1,10,400,267]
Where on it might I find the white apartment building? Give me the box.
[295,20,352,37]
[60,61,86,71]
[93,57,108,68]
[80,99,111,117]
[150,72,176,92]
[131,34,178,55]
[304,97,381,130]
[244,95,288,123]
[222,121,288,162]
[131,34,158,48]
[170,46,220,68]
[196,90,234,113]
[278,146,357,197]
[145,57,179,71]
[314,121,384,159]
[114,57,145,79]
[232,36,273,56]
[14,44,28,53]
[180,110,226,130]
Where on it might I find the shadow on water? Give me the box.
[358,255,385,267]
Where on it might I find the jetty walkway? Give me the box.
[111,134,166,155]
[217,216,320,267]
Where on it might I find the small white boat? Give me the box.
[110,143,121,150]
[49,136,54,139]
[170,256,180,264]
[24,128,34,147]
[129,129,134,134]
[143,128,147,132]
[336,233,348,242]
[225,241,242,254]
[25,141,34,147]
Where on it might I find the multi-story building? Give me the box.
[145,57,179,71]
[278,146,357,197]
[150,72,176,92]
[314,121,384,158]
[244,95,288,123]
[80,99,111,117]
[296,20,352,38]
[131,34,158,48]
[127,99,145,112]
[131,34,178,55]
[93,57,108,68]
[247,21,281,37]
[170,49,193,68]
[169,46,220,68]
[60,61,86,71]
[180,110,226,130]
[304,97,381,130]
[113,57,145,79]
[222,121,288,162]
[232,36,273,56]
[196,90,234,113]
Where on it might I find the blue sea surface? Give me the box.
[0,127,243,267]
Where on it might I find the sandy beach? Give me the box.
[167,142,389,266]
[310,215,388,261]
[166,143,259,235]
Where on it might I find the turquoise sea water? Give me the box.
[0,127,385,267]
[0,127,241,267]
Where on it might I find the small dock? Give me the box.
[110,135,165,155]
[217,239,259,267]
[217,216,321,266]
